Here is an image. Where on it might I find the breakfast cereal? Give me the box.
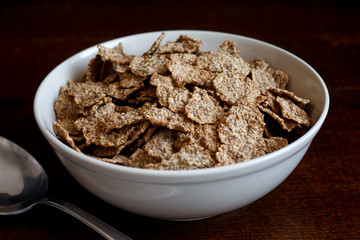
[53,33,312,170]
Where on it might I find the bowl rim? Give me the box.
[34,30,330,182]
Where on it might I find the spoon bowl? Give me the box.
[0,136,131,240]
[0,136,48,215]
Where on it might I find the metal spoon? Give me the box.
[0,136,132,240]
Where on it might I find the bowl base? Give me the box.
[160,216,213,221]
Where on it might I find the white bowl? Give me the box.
[34,30,329,220]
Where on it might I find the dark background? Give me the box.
[1,1,359,239]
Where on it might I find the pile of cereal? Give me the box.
[53,33,311,170]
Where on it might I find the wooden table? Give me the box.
[1,1,359,239]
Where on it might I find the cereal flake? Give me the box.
[184,87,223,124]
[130,54,169,77]
[213,73,260,104]
[158,35,202,54]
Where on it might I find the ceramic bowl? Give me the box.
[34,30,329,220]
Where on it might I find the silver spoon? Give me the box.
[0,136,132,240]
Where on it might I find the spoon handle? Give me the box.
[39,198,132,240]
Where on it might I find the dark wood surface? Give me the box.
[1,1,359,239]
